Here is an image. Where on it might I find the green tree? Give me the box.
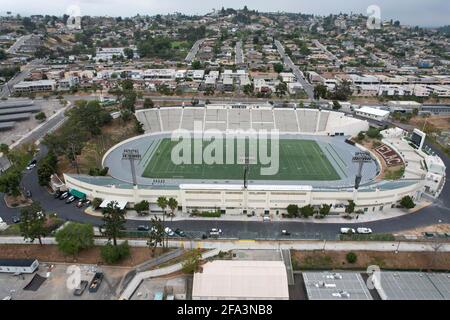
[157,196,168,247]
[92,197,103,210]
[35,111,47,121]
[182,249,202,274]
[134,200,150,216]
[332,100,341,110]
[319,204,331,217]
[55,222,94,257]
[143,98,154,109]
[101,201,126,246]
[147,216,164,257]
[123,48,134,60]
[300,205,315,218]
[19,202,47,245]
[273,63,284,73]
[286,204,299,218]
[120,109,133,122]
[366,128,382,139]
[314,84,328,100]
[346,252,358,264]
[0,169,22,197]
[275,82,287,98]
[191,60,202,70]
[101,241,130,264]
[400,196,416,209]
[168,197,178,218]
[345,200,356,214]
[37,151,57,186]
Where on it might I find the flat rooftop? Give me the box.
[303,272,373,300]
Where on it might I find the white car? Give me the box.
[26,163,36,170]
[340,228,356,235]
[164,227,175,237]
[357,228,373,234]
[209,228,222,236]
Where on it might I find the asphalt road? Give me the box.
[235,41,244,65]
[185,39,204,63]
[274,40,315,100]
[1,140,449,240]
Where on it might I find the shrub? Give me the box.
[400,196,416,209]
[346,252,357,264]
[35,112,47,121]
[101,241,130,264]
[55,223,94,257]
[92,198,103,210]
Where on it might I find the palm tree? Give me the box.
[157,196,168,247]
[168,197,178,222]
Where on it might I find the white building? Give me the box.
[355,106,390,121]
[13,80,57,93]
[279,72,296,83]
[192,260,289,300]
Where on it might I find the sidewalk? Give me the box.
[84,200,432,224]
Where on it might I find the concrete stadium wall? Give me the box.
[64,174,423,215]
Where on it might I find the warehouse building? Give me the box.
[192,260,289,300]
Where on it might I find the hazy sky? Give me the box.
[0,0,448,27]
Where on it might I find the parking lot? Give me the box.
[0,263,128,300]
[0,98,64,146]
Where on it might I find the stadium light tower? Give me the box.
[122,149,141,186]
[352,151,372,190]
[240,156,255,189]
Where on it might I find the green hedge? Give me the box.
[340,233,396,241]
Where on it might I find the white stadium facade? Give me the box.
[64,104,446,216]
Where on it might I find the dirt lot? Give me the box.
[57,118,137,175]
[292,250,450,271]
[410,115,450,131]
[0,244,167,267]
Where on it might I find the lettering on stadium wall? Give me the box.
[374,144,404,167]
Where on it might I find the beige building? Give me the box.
[192,260,289,300]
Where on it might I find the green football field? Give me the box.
[142,138,341,181]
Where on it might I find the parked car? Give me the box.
[26,190,32,198]
[164,227,175,237]
[53,191,62,199]
[137,225,150,232]
[263,216,271,222]
[281,230,291,236]
[175,228,186,237]
[76,200,84,208]
[26,160,37,170]
[340,228,356,235]
[88,273,104,293]
[59,192,69,200]
[209,228,222,236]
[73,281,88,296]
[357,228,373,234]
[12,216,21,224]
[84,200,91,207]
[65,196,76,204]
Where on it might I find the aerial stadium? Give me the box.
[64,104,445,216]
